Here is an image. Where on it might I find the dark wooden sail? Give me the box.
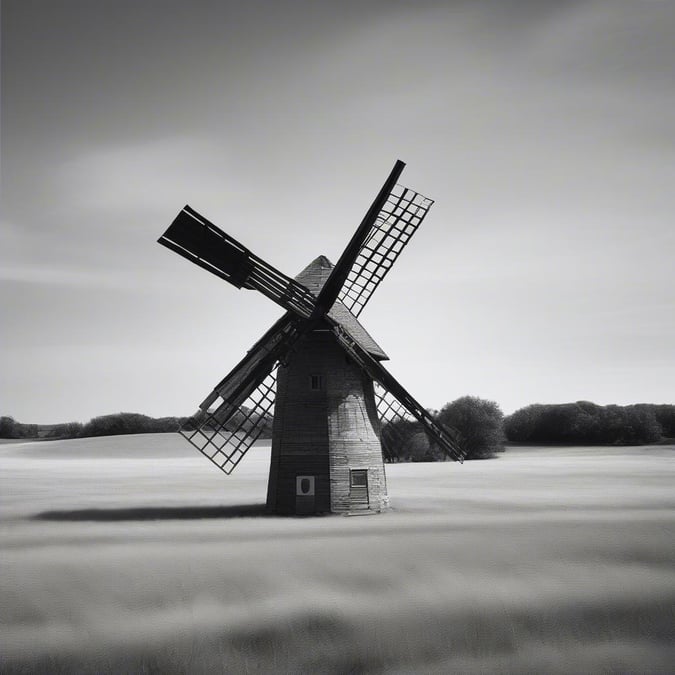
[159,206,317,318]
[311,160,405,317]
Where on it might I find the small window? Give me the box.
[350,469,368,488]
[310,374,323,391]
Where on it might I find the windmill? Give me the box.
[158,160,466,515]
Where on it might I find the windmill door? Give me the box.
[350,469,369,507]
[295,475,316,515]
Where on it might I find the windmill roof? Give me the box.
[295,256,388,360]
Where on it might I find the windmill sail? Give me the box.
[330,321,466,462]
[312,160,405,316]
[159,206,317,318]
[199,314,300,414]
[184,312,307,475]
[181,372,277,475]
[337,184,434,317]
[375,385,423,462]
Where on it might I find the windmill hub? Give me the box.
[158,160,466,516]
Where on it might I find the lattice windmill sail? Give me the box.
[159,160,466,515]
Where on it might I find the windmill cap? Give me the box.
[294,255,388,361]
[294,255,335,295]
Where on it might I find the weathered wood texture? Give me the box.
[326,351,388,513]
[266,332,331,515]
[266,331,388,515]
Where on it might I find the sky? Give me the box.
[2,0,674,423]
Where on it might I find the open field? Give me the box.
[1,435,674,673]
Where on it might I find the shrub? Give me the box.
[79,413,185,437]
[46,422,84,439]
[0,416,21,438]
[436,396,505,460]
[152,416,185,433]
[381,419,442,462]
[0,416,39,439]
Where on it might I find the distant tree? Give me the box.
[503,404,541,442]
[572,401,603,442]
[22,424,39,438]
[504,402,666,445]
[78,412,192,437]
[224,407,274,438]
[639,404,675,439]
[46,422,84,439]
[436,396,505,460]
[0,416,21,438]
[531,404,571,442]
[611,405,661,444]
[0,416,38,439]
[79,413,156,437]
[151,416,185,433]
[381,419,436,462]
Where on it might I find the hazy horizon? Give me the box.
[4,399,675,428]
[3,1,674,423]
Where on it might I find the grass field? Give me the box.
[1,435,674,673]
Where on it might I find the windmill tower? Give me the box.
[158,160,466,515]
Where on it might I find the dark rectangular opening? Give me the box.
[350,469,368,488]
[310,374,323,391]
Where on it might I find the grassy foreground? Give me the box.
[1,436,674,673]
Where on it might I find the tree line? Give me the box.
[383,400,674,462]
[1,398,504,461]
[2,400,673,461]
[504,402,675,445]
[0,409,273,441]
[0,413,187,440]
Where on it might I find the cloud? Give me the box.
[52,136,245,217]
[0,219,134,289]
[0,264,135,289]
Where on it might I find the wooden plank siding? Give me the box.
[266,333,331,514]
[266,331,388,515]
[328,373,389,513]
